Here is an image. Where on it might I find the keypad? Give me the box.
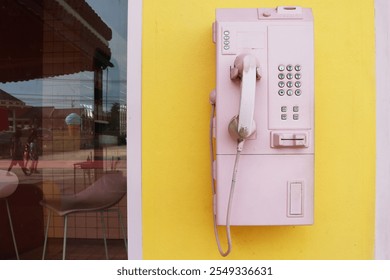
[277,64,302,97]
[277,64,302,121]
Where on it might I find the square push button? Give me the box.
[289,182,303,216]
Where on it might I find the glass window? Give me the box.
[0,0,128,260]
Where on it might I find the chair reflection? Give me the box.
[40,172,127,260]
[0,170,19,260]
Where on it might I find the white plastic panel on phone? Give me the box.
[221,25,266,55]
[268,25,314,130]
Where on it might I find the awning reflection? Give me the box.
[0,0,112,83]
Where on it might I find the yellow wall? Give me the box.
[142,0,375,259]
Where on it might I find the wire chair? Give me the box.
[40,172,127,260]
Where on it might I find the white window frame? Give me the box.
[127,0,143,259]
[375,0,390,260]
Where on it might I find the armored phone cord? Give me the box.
[210,101,244,257]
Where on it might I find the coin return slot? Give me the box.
[271,132,309,148]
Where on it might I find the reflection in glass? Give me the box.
[0,0,127,259]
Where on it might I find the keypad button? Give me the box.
[293,106,299,112]
[278,89,285,96]
[295,81,302,88]
[286,81,293,88]
[295,73,301,79]
[286,64,293,71]
[281,114,287,120]
[278,81,285,88]
[293,114,299,120]
[295,89,302,96]
[295,65,301,71]
[278,73,285,79]
[278,65,285,71]
[281,106,287,112]
[286,73,293,79]
[286,89,293,96]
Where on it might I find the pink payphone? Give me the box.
[210,6,314,256]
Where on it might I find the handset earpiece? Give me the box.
[229,54,260,141]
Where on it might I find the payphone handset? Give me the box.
[228,54,260,142]
[210,6,314,256]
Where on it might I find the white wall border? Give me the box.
[127,0,143,259]
[375,0,390,260]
